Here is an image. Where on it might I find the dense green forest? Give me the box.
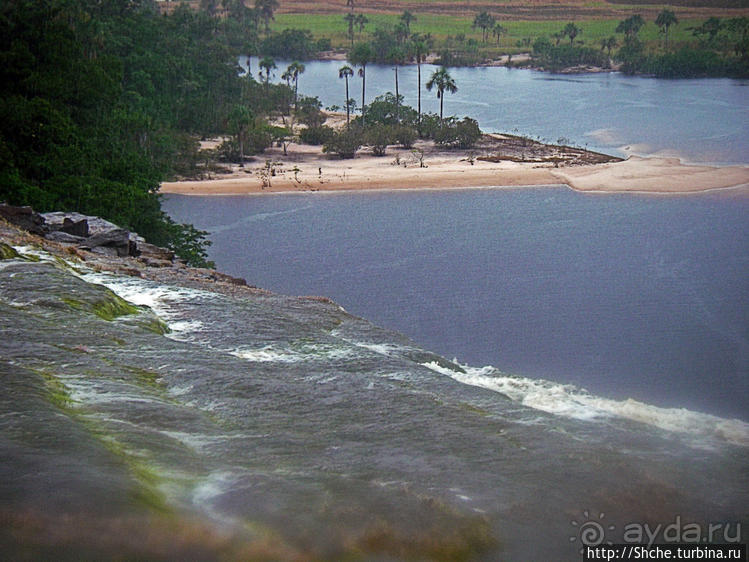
[0,0,323,265]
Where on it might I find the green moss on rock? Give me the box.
[62,292,140,321]
[124,366,166,390]
[38,370,76,411]
[92,293,140,321]
[0,243,19,260]
[138,316,170,335]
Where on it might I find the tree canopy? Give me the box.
[0,0,330,265]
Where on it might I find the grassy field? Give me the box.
[273,12,709,53]
[275,0,748,18]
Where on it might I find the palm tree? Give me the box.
[394,22,410,45]
[280,67,292,113]
[348,42,374,123]
[616,14,645,41]
[287,61,305,108]
[228,105,254,162]
[472,11,496,43]
[387,47,407,122]
[281,68,292,88]
[259,56,276,89]
[410,32,432,125]
[355,13,368,37]
[492,22,507,46]
[254,0,279,35]
[400,10,416,33]
[656,9,678,49]
[600,36,618,57]
[344,13,356,47]
[562,22,582,45]
[426,67,457,121]
[338,65,354,124]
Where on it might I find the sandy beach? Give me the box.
[160,137,749,197]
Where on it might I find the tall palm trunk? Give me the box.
[361,67,366,124]
[344,75,350,124]
[439,90,444,120]
[417,61,421,125]
[394,65,399,122]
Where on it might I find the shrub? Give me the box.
[352,93,417,128]
[260,29,318,59]
[418,112,442,140]
[366,123,393,156]
[322,127,363,159]
[393,125,418,148]
[532,43,607,71]
[299,125,334,145]
[434,118,481,149]
[296,96,325,128]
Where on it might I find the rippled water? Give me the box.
[2,250,747,559]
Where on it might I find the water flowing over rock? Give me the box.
[1,216,747,560]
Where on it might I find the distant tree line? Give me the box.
[331,6,748,78]
[530,12,749,77]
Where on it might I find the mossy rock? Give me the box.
[0,242,19,260]
[62,292,140,321]
[137,315,170,335]
[92,293,140,321]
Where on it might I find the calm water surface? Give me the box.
[243,57,749,164]
[164,188,749,421]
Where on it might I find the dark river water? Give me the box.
[164,187,749,422]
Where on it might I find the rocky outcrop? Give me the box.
[78,228,134,258]
[0,205,254,292]
[40,211,146,258]
[0,204,47,235]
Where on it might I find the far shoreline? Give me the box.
[160,135,749,198]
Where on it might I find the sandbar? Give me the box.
[160,139,749,197]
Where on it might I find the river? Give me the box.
[242,57,749,165]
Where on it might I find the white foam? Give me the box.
[230,342,358,364]
[350,341,408,357]
[231,346,299,363]
[80,272,213,338]
[191,471,243,524]
[422,361,749,449]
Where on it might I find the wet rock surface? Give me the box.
[1,217,747,560]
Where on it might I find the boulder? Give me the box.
[45,231,86,244]
[210,271,248,286]
[137,242,174,262]
[60,218,89,237]
[42,212,143,243]
[90,246,120,258]
[140,256,174,268]
[79,228,133,257]
[42,211,90,230]
[0,204,47,235]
